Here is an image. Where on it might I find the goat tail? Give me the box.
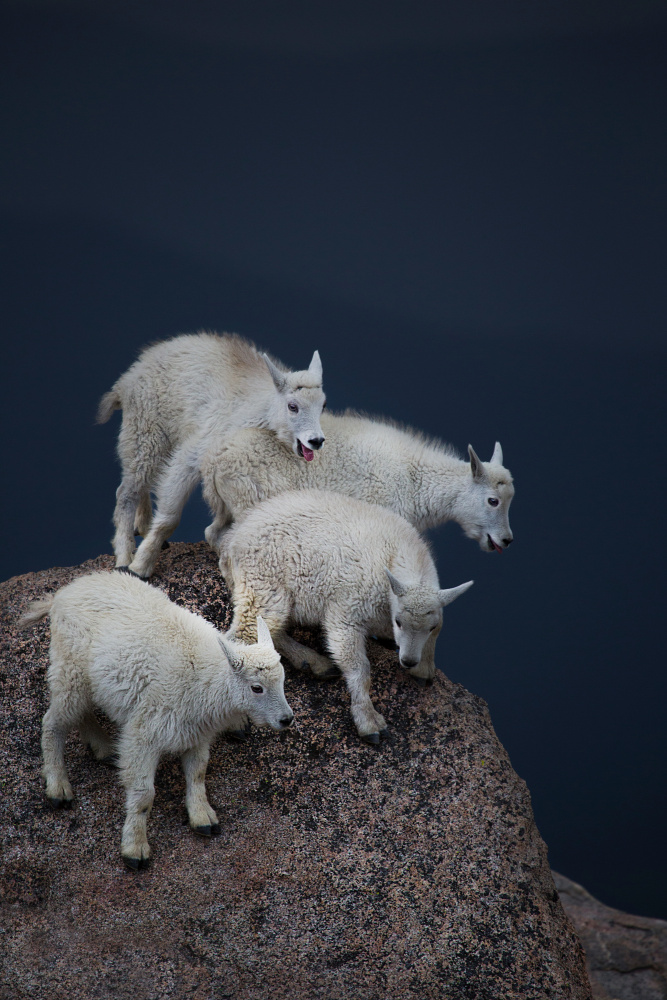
[18,597,54,630]
[96,389,121,424]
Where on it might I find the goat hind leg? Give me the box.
[227,585,287,646]
[41,705,75,806]
[112,476,143,566]
[204,506,232,555]
[133,489,153,537]
[129,447,200,578]
[78,713,115,763]
[117,728,160,870]
[275,632,340,679]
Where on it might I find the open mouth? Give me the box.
[297,440,314,462]
[487,534,503,553]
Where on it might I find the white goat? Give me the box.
[19,572,293,870]
[98,331,325,570]
[201,411,514,560]
[221,490,473,743]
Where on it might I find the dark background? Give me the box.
[2,1,666,917]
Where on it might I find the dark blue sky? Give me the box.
[2,1,666,917]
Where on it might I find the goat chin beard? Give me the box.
[297,440,314,462]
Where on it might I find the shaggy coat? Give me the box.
[99,331,325,571]
[20,571,293,869]
[221,490,473,742]
[201,410,514,560]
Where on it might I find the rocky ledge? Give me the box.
[555,872,667,1000]
[0,543,591,999]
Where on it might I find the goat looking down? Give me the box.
[129,412,514,581]
[187,412,513,585]
[220,490,473,743]
[20,571,293,870]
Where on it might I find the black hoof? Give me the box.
[46,795,73,809]
[373,636,400,651]
[225,729,247,743]
[87,744,116,767]
[315,665,342,681]
[122,854,150,871]
[192,824,213,838]
[161,540,170,551]
[379,728,389,738]
[113,566,144,579]
[210,823,221,836]
[361,732,380,745]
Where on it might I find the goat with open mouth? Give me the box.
[297,436,325,462]
[487,534,513,553]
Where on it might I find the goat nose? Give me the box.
[401,657,418,669]
[280,715,294,728]
[308,436,324,450]
[503,537,513,546]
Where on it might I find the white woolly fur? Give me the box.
[221,490,473,742]
[20,570,293,869]
[98,331,325,572]
[201,410,514,564]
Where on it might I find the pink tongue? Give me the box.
[302,444,314,462]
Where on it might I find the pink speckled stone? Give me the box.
[0,543,591,1000]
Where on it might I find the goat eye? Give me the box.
[395,619,402,628]
[288,402,299,413]
[488,497,499,507]
[251,684,264,694]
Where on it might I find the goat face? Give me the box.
[263,351,326,463]
[220,617,295,731]
[386,572,474,671]
[461,443,514,553]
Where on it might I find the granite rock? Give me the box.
[0,543,591,999]
[554,872,667,1000]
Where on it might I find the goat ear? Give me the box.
[218,632,243,672]
[385,567,407,598]
[307,350,323,383]
[438,580,474,607]
[468,445,487,482]
[255,615,275,649]
[262,353,288,393]
[490,441,503,465]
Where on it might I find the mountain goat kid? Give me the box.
[19,572,293,870]
[200,411,514,563]
[220,490,473,744]
[98,331,325,572]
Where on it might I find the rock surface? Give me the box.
[0,543,591,999]
[554,872,667,1000]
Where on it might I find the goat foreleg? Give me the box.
[324,621,386,743]
[181,742,220,836]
